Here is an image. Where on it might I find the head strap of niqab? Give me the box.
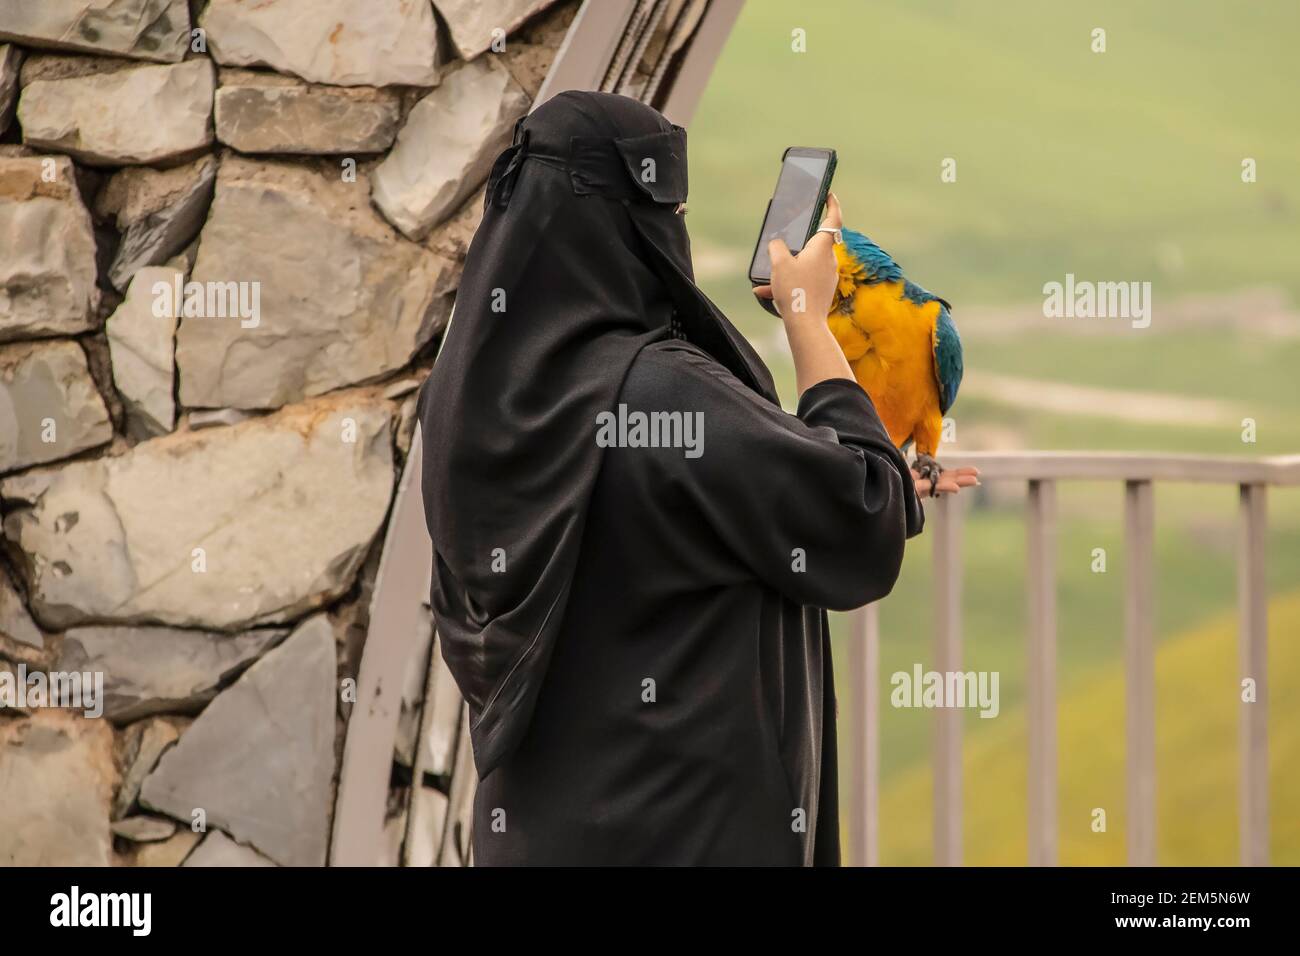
[490,120,689,207]
[419,92,777,776]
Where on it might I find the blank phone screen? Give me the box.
[750,153,829,281]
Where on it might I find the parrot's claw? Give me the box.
[915,453,944,497]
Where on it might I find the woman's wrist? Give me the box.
[784,310,854,394]
[778,292,833,326]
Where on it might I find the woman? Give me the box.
[418,91,974,865]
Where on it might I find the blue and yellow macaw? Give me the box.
[827,228,962,490]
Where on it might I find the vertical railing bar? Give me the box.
[848,602,880,866]
[1238,483,1269,866]
[865,601,880,867]
[847,606,866,866]
[1026,479,1059,866]
[932,494,963,866]
[1124,480,1157,866]
[865,602,880,865]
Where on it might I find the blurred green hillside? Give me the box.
[691,0,1300,317]
[877,592,1300,865]
[686,0,1300,863]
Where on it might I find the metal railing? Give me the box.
[844,451,1300,867]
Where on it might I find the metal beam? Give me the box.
[331,432,434,866]
[534,0,640,109]
[657,0,743,126]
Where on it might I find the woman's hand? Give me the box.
[753,192,842,323]
[911,465,980,497]
[753,194,854,395]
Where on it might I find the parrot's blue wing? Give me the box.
[842,228,903,283]
[933,303,962,415]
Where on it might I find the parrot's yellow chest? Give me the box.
[826,280,944,454]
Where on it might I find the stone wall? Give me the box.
[0,0,576,867]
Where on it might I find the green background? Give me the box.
[687,0,1299,864]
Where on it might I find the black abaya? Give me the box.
[473,342,921,865]
[418,92,923,866]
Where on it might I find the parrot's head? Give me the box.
[831,227,904,315]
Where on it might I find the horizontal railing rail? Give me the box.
[847,450,1296,867]
[943,451,1300,485]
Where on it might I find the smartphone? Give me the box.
[748,146,837,287]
